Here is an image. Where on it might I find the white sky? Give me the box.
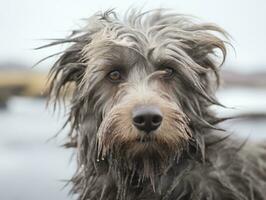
[0,0,266,72]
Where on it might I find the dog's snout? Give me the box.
[132,106,163,133]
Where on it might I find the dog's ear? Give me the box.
[44,32,91,104]
[184,23,229,86]
[38,27,98,148]
[144,11,229,93]
[41,10,118,105]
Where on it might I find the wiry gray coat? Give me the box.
[43,9,266,200]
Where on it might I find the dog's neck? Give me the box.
[92,141,203,200]
[94,154,200,200]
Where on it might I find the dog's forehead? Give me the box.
[84,23,179,70]
[88,26,148,54]
[82,29,150,71]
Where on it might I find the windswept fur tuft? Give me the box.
[44,9,266,200]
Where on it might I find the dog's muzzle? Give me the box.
[132,105,163,134]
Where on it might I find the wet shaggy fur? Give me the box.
[44,9,266,200]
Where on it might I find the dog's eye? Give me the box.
[108,70,122,82]
[163,67,175,78]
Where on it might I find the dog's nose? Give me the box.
[132,106,163,133]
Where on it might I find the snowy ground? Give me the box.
[0,88,265,200]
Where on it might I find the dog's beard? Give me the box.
[96,101,191,194]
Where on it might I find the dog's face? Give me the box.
[91,43,192,175]
[48,10,227,180]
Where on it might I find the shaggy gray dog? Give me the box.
[44,9,266,200]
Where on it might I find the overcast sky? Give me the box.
[1,0,266,72]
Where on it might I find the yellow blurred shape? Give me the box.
[0,71,48,97]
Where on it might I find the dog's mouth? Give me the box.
[136,138,152,143]
[135,135,155,143]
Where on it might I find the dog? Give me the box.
[45,9,266,200]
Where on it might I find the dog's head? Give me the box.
[47,9,227,185]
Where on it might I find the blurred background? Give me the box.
[0,0,266,200]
